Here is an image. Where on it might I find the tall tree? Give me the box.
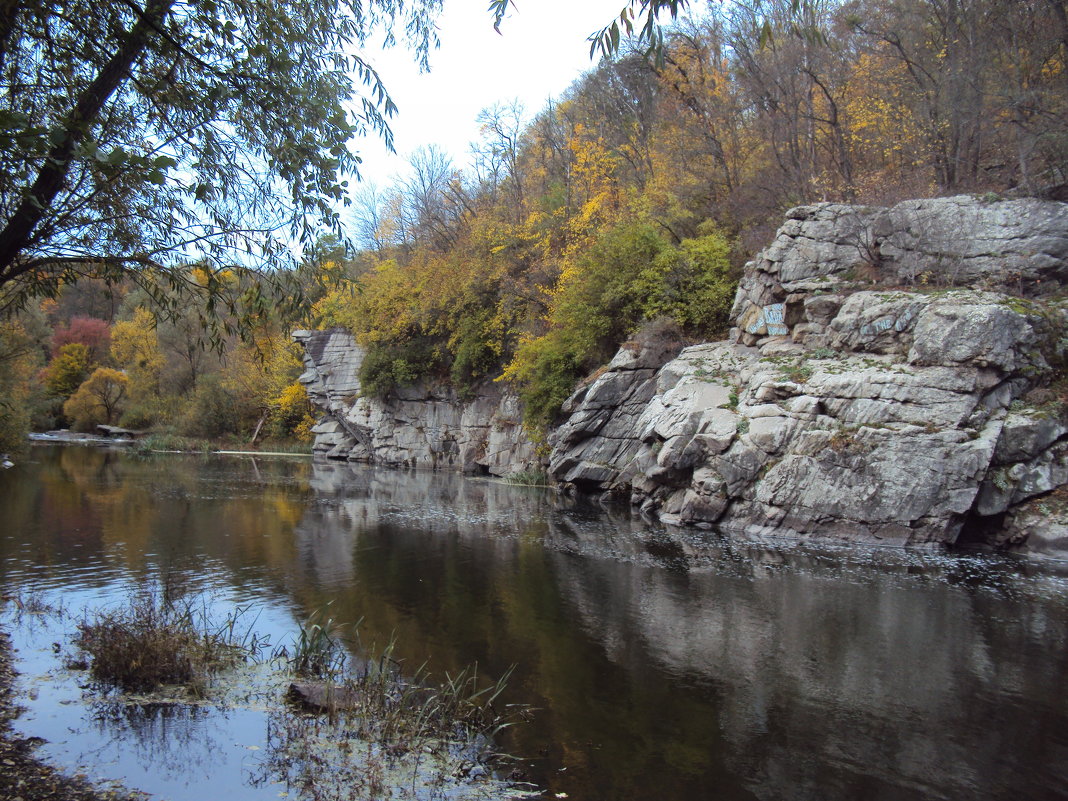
[0,0,441,315]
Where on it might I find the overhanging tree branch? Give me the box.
[0,0,176,286]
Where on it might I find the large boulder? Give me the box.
[549,196,1068,550]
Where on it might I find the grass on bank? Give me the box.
[502,470,550,487]
[133,431,312,455]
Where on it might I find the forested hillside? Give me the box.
[0,262,328,450]
[315,0,1068,433]
[2,0,1065,452]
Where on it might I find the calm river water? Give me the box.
[1,444,1068,801]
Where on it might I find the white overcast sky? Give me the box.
[350,0,637,188]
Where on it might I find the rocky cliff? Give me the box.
[293,328,539,476]
[549,195,1068,552]
[298,195,1068,554]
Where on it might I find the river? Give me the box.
[1,444,1067,800]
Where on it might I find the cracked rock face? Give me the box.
[730,197,1068,333]
[296,196,1068,555]
[292,328,539,476]
[549,196,1068,553]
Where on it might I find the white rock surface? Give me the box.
[293,328,539,476]
[548,196,1068,553]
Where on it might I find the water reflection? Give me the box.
[87,703,222,781]
[284,460,1068,801]
[1,446,1067,801]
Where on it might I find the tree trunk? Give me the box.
[249,411,268,445]
[0,0,175,287]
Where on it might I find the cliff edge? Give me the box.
[298,195,1068,554]
[549,196,1068,553]
[292,328,539,476]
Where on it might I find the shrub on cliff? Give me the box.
[501,220,736,433]
[309,214,734,430]
[358,338,443,399]
[636,223,736,332]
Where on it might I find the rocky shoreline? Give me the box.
[0,627,144,801]
[297,195,1068,557]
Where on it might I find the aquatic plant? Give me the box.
[72,588,256,694]
[278,605,351,679]
[260,631,533,801]
[503,470,550,487]
[68,592,537,798]
[3,586,65,619]
[346,641,519,752]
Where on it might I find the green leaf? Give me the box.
[758,20,773,48]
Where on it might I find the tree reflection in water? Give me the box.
[0,445,1066,801]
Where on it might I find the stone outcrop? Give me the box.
[549,196,1068,552]
[731,197,1068,322]
[293,328,538,476]
[297,195,1068,555]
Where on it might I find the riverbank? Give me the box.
[24,429,312,457]
[0,627,144,801]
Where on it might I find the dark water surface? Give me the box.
[2,444,1068,801]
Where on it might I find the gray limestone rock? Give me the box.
[293,329,538,476]
[996,495,1068,560]
[993,412,1067,465]
[879,196,1068,291]
[546,195,1068,552]
[298,195,1068,555]
[907,297,1042,372]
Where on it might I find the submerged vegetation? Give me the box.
[4,586,533,800]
